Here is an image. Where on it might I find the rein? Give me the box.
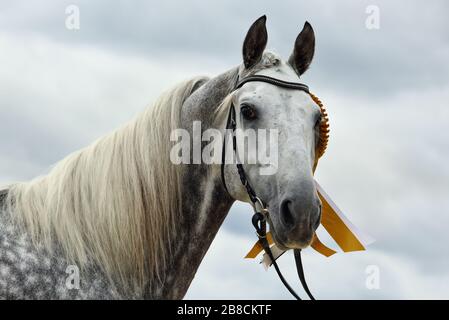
[221,74,327,300]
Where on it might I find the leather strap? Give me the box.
[294,249,315,300]
[235,74,310,93]
[221,74,316,300]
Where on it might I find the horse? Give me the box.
[0,15,322,299]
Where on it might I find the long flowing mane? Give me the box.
[3,76,208,294]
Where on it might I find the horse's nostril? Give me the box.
[280,199,295,229]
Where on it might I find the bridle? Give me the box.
[220,74,329,300]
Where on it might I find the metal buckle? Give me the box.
[253,196,268,216]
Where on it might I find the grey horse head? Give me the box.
[223,16,321,250]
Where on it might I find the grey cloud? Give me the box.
[1,0,448,299]
[1,0,448,96]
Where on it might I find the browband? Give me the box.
[235,74,310,93]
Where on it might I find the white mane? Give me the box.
[4,76,208,294]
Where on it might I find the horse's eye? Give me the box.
[241,104,257,120]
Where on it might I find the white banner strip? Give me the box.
[315,180,376,247]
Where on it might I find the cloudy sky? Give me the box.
[1,0,448,299]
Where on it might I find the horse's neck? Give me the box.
[160,172,233,299]
[149,68,238,299]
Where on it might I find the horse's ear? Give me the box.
[242,15,268,69]
[288,21,315,76]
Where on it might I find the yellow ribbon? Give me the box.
[245,233,274,259]
[318,190,364,252]
[244,231,336,259]
[310,233,337,257]
[245,184,369,259]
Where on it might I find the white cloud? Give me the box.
[0,31,224,182]
[1,1,448,299]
